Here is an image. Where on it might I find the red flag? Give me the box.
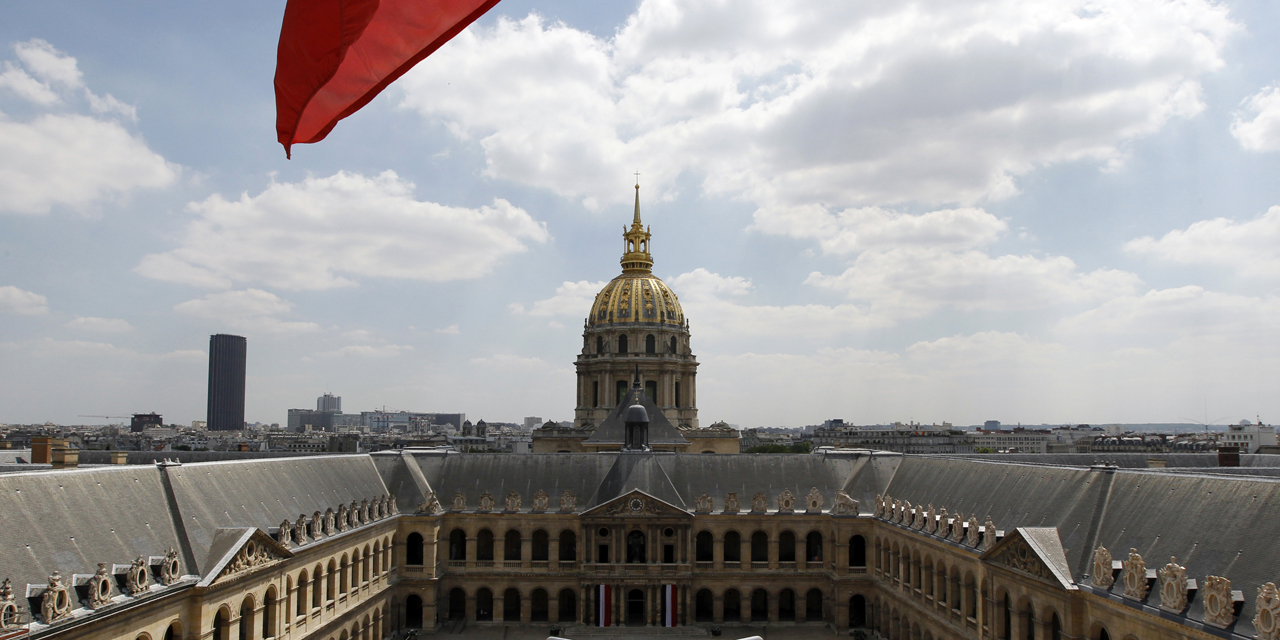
[274,0,501,158]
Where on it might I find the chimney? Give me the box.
[32,437,67,464]
[110,451,129,465]
[1218,446,1240,468]
[51,447,79,469]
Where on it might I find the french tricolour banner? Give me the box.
[662,585,677,627]
[597,585,611,627]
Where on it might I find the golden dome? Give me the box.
[586,183,686,328]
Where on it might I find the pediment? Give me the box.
[981,527,1076,590]
[198,528,293,587]
[582,490,691,518]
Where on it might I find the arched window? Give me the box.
[532,529,549,561]
[559,530,577,562]
[239,596,255,640]
[362,545,371,583]
[1050,612,1062,640]
[503,588,521,622]
[724,531,741,562]
[296,570,308,616]
[645,334,656,353]
[616,380,628,406]
[372,541,381,575]
[669,336,677,353]
[213,606,231,640]
[626,530,646,563]
[645,380,658,402]
[448,588,465,620]
[695,531,713,561]
[505,529,522,561]
[751,531,769,562]
[779,531,796,562]
[806,531,823,561]
[164,621,181,640]
[263,587,277,638]
[806,588,823,622]
[695,589,713,622]
[531,588,549,622]
[406,595,424,628]
[477,529,494,561]
[449,529,466,561]
[618,334,628,354]
[724,589,741,622]
[850,535,866,567]
[559,588,577,622]
[750,589,768,622]
[339,555,349,592]
[626,589,645,626]
[849,594,866,628]
[596,336,604,354]
[779,588,796,621]
[312,564,323,607]
[1001,593,1012,640]
[326,560,336,601]
[476,589,493,621]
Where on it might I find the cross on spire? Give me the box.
[634,170,641,186]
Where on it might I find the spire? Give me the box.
[633,181,642,226]
[620,179,653,273]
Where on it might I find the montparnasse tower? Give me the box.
[574,182,698,430]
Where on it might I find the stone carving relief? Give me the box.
[937,509,950,537]
[41,572,72,623]
[924,505,937,534]
[751,492,769,513]
[294,515,309,547]
[417,492,442,515]
[832,491,859,516]
[87,563,112,608]
[478,492,495,512]
[806,487,824,513]
[778,489,796,514]
[874,495,885,519]
[695,492,713,513]
[724,492,740,514]
[532,490,549,513]
[965,516,979,547]
[505,491,522,512]
[452,493,467,511]
[951,512,966,543]
[221,538,277,580]
[890,499,901,523]
[388,493,400,515]
[336,504,350,532]
[1202,575,1236,629]
[277,519,293,548]
[915,506,927,530]
[349,501,360,527]
[1257,583,1280,640]
[560,490,577,512]
[126,556,149,595]
[323,509,336,536]
[1091,546,1114,588]
[602,495,664,516]
[990,537,1054,582]
[0,579,19,629]
[159,548,181,586]
[311,511,324,540]
[981,516,997,551]
[1158,557,1188,613]
[369,497,381,521]
[1121,549,1149,601]
[360,499,370,523]
[901,501,913,525]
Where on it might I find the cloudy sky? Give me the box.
[2,0,1279,428]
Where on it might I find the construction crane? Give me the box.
[79,414,130,420]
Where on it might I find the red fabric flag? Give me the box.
[275,0,501,158]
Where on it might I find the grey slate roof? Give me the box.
[584,384,688,445]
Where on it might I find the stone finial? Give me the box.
[126,556,149,596]
[294,515,309,546]
[1091,546,1114,588]
[777,489,796,514]
[478,492,495,512]
[452,492,467,511]
[336,504,350,531]
[370,497,382,521]
[951,512,966,542]
[560,490,577,512]
[724,492,740,513]
[695,492,713,513]
[936,508,950,537]
[981,516,997,551]
[505,491,522,512]
[277,519,293,548]
[965,516,980,547]
[923,505,936,533]
[1121,549,1149,600]
[1202,575,1235,629]
[360,499,370,522]
[833,491,858,516]
[915,506,927,530]
[1157,557,1188,612]
[532,490,549,513]
[323,509,336,536]
[751,492,768,513]
[312,511,324,540]
[349,500,360,526]
[1257,583,1280,640]
[874,494,885,518]
[806,487,824,513]
[901,501,913,525]
[41,572,71,623]
[88,563,112,608]
[160,548,181,586]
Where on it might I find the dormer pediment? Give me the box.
[198,528,293,588]
[581,490,690,518]
[982,527,1076,590]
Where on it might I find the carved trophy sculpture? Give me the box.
[417,492,442,515]
[294,515,309,546]
[1091,546,1115,588]
[874,495,885,519]
[312,511,324,540]
[452,492,467,511]
[1256,583,1280,640]
[532,490,550,513]
[695,492,713,513]
[951,512,966,543]
[41,572,72,623]
[778,489,796,514]
[337,504,350,531]
[832,491,859,516]
[323,509,336,536]
[751,492,769,514]
[916,506,928,530]
[505,491,522,512]
[982,516,997,551]
[0,579,19,629]
[724,492,740,514]
[1202,575,1236,628]
[360,499,370,523]
[126,557,149,596]
[349,500,361,527]
[88,563,113,608]
[806,487,824,514]
[560,490,577,512]
[924,505,937,534]
[159,548,181,585]
[370,497,382,520]
[388,493,400,514]
[937,508,950,538]
[1121,549,1149,600]
[965,516,980,547]
[277,519,293,548]
[1157,557,1188,612]
[478,492,495,512]
[900,501,912,525]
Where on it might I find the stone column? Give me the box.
[768,536,779,570]
[550,536,560,570]
[465,535,476,569]
[713,537,723,569]
[521,536,532,569]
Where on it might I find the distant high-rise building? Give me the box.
[317,393,342,412]
[206,334,246,431]
[130,413,163,433]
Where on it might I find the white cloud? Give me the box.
[319,344,413,358]
[0,40,175,215]
[1124,206,1280,277]
[521,280,608,316]
[137,171,549,290]
[436,324,461,335]
[807,248,1141,317]
[752,205,1007,254]
[671,268,889,337]
[0,285,49,315]
[1058,286,1280,339]
[1231,85,1280,151]
[173,289,321,334]
[64,316,132,333]
[401,0,1234,211]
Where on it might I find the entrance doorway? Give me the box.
[626,589,645,626]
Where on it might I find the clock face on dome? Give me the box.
[629,498,644,512]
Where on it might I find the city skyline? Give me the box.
[2,0,1279,427]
